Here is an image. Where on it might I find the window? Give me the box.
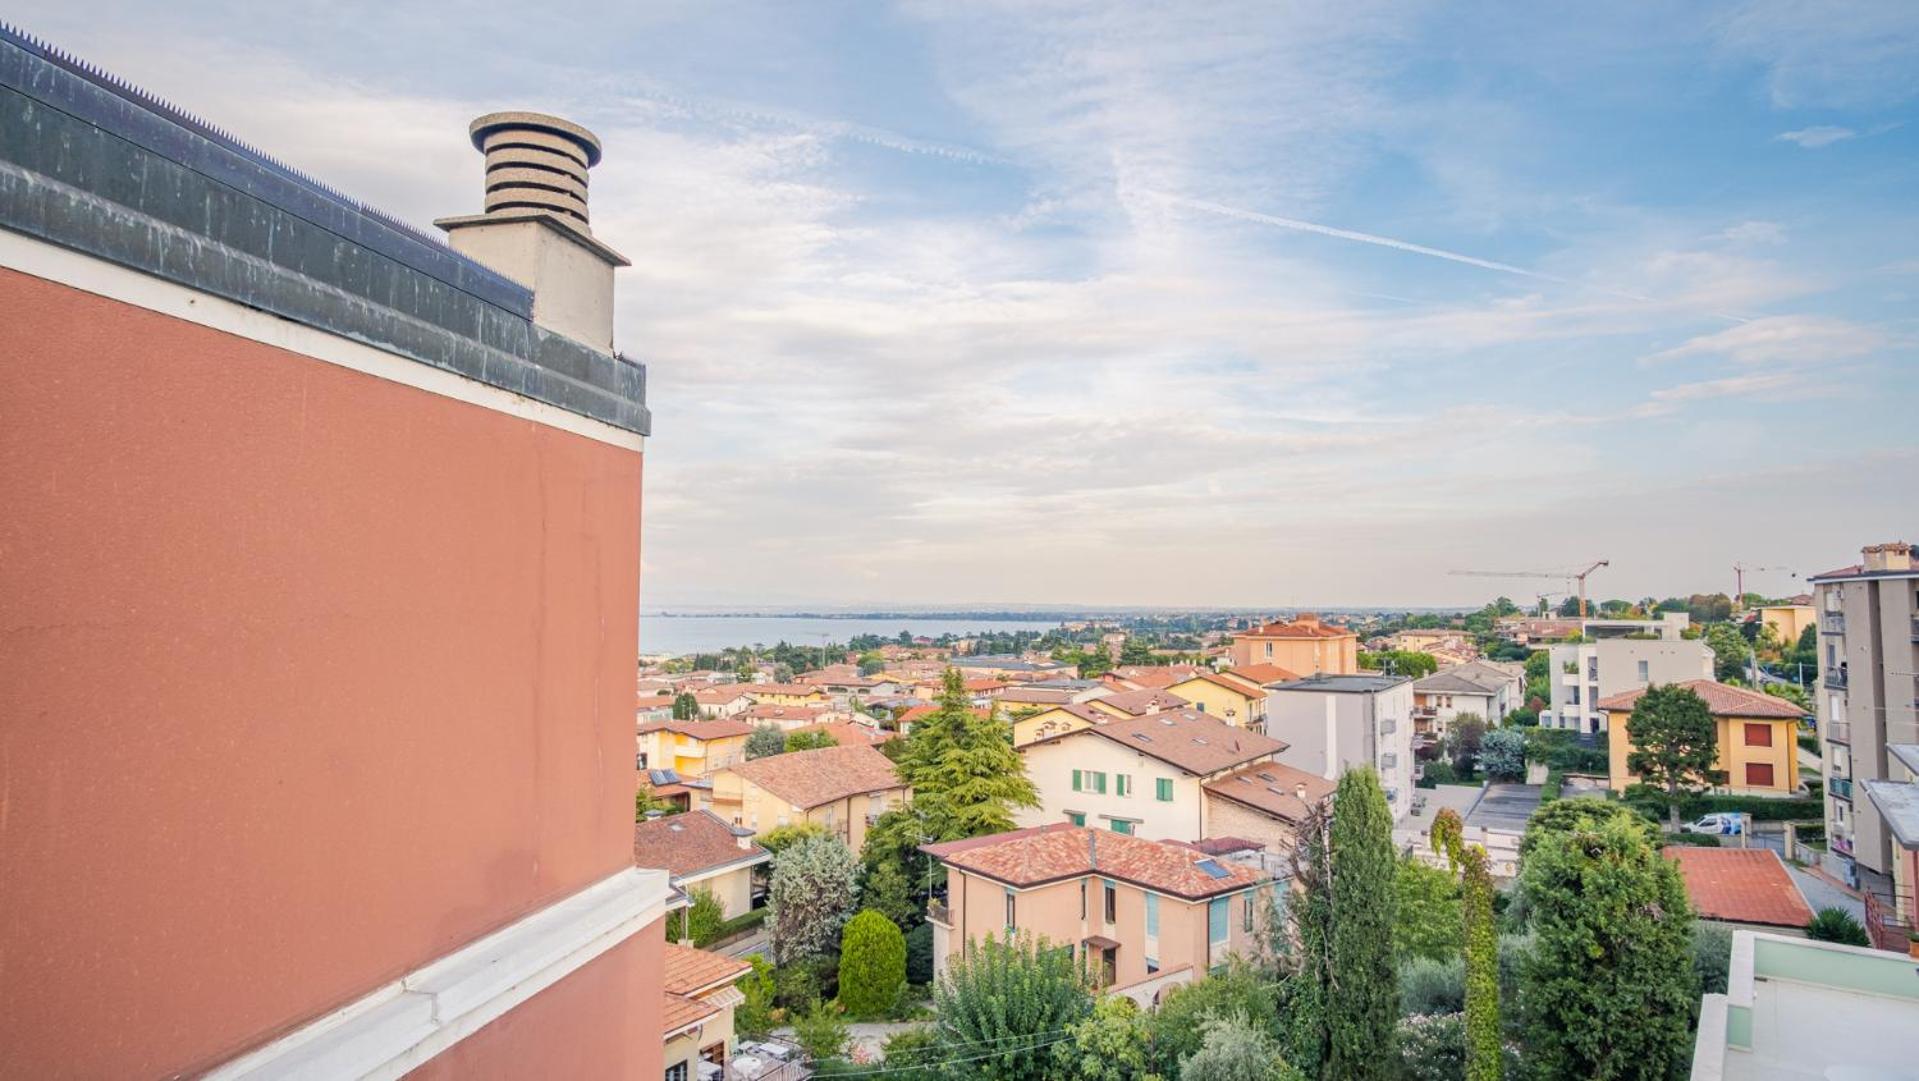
[1072,769,1083,792]
[1145,893,1159,937]
[1104,881,1117,923]
[1080,881,1087,919]
[1005,889,1016,931]
[1155,778,1174,802]
[1243,894,1255,932]
[1092,771,1108,794]
[1746,762,1776,787]
[1116,774,1133,797]
[1637,660,1649,682]
[666,1065,689,1081]
[1108,818,1135,835]
[1067,811,1086,827]
[1195,702,1206,712]
[1265,642,1273,658]
[1208,898,1229,947]
[1744,723,1774,747]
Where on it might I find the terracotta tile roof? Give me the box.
[897,704,987,725]
[1663,847,1813,928]
[962,678,1010,692]
[739,703,833,724]
[1236,615,1355,640]
[922,823,1266,899]
[633,810,768,879]
[1039,708,1286,776]
[636,717,756,739]
[1172,671,1265,699]
[1225,663,1303,686]
[787,721,895,746]
[736,682,827,697]
[1032,702,1109,725]
[690,686,751,704]
[729,743,904,807]
[663,942,753,996]
[1203,761,1336,824]
[998,686,1078,705]
[1094,688,1192,716]
[662,992,719,1036]
[1104,665,1204,690]
[1595,679,1807,719]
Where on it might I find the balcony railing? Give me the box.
[927,900,951,926]
[1822,612,1846,634]
[1827,721,1851,745]
[1830,777,1854,801]
[1825,669,1848,690]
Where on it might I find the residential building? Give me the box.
[1811,542,1919,881]
[785,720,896,749]
[1089,687,1192,718]
[1597,680,1805,796]
[1228,613,1360,674]
[637,718,755,777]
[1580,612,1691,639]
[661,944,753,1081]
[1691,931,1919,1081]
[950,655,1074,679]
[1387,628,1474,657]
[1264,674,1417,820]
[1199,761,1338,858]
[735,682,830,707]
[1104,664,1206,691]
[998,684,1098,712]
[1493,616,1584,644]
[1164,671,1269,729]
[1860,743,1919,944]
[633,811,770,920]
[1013,702,1112,748]
[1016,708,1287,841]
[1544,637,1713,734]
[1223,662,1303,688]
[1755,602,1815,648]
[1662,848,1814,934]
[1411,662,1518,739]
[692,686,755,718]
[0,32,669,1078]
[738,702,843,731]
[707,743,908,851]
[923,824,1273,1002]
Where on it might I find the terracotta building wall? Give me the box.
[0,269,645,1078]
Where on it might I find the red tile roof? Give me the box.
[1663,847,1813,928]
[1236,615,1355,640]
[1225,663,1304,686]
[787,721,895,746]
[739,703,833,724]
[1595,680,1807,719]
[923,823,1265,899]
[633,810,768,879]
[728,743,904,807]
[662,993,718,1036]
[636,717,756,739]
[1173,671,1267,698]
[736,682,827,697]
[690,686,751,704]
[1094,688,1192,716]
[1203,761,1336,825]
[663,942,752,996]
[1103,665,1204,690]
[1034,708,1287,776]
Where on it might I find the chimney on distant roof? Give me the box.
[1862,542,1913,573]
[436,111,629,351]
[1295,782,1308,802]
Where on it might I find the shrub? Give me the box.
[793,999,851,1062]
[933,933,1091,1081]
[768,833,860,963]
[1481,729,1527,782]
[736,954,777,1039]
[838,910,908,1018]
[1693,923,1732,996]
[1399,956,1465,1016]
[1663,834,1722,847]
[1181,1012,1307,1081]
[668,887,725,946]
[1150,960,1285,1073]
[746,725,788,759]
[1421,760,1459,787]
[904,922,935,985]
[878,1028,941,1080]
[1397,1012,1466,1081]
[758,821,828,853]
[1805,907,1870,946]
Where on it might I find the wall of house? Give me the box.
[1550,639,1712,733]
[683,863,758,920]
[1265,686,1414,819]
[1016,737,1206,840]
[1760,606,1815,647]
[0,267,650,1077]
[1606,715,1800,795]
[1230,635,1358,675]
[1202,793,1303,855]
[1167,680,1263,727]
[1013,707,1098,747]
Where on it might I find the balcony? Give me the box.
[927,900,951,927]
[1822,612,1846,634]
[1827,721,1851,745]
[1830,777,1854,801]
[1825,669,1848,690]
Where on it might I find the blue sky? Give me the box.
[19,1,1918,607]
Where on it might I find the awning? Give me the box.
[1081,935,1120,950]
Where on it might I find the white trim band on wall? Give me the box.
[204,867,673,1081]
[0,229,644,453]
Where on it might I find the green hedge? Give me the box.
[1662,834,1722,848]
[1523,729,1609,772]
[1622,786,1822,822]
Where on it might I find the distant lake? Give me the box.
[638,615,1064,657]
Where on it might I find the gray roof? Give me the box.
[1270,674,1409,694]
[1862,774,1919,849]
[1413,670,1506,695]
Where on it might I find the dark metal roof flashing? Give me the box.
[0,22,647,435]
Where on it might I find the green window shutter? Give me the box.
[1111,819,1134,835]
[1155,778,1174,802]
[1068,811,1086,827]
[1117,774,1131,797]
[1072,769,1083,792]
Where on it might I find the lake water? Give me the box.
[638,615,1065,657]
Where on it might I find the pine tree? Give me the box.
[900,669,1038,836]
[1327,766,1399,1080]
[1626,684,1724,830]
[1460,846,1500,1081]
[671,691,698,720]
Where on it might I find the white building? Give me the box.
[1411,660,1523,738]
[1544,638,1712,734]
[1263,674,1416,821]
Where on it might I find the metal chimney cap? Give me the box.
[468,111,603,167]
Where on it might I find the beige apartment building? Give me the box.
[1228,614,1360,675]
[1812,542,1919,883]
[924,824,1273,1004]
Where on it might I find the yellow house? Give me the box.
[1227,614,1359,675]
[1086,688,1190,719]
[633,809,769,920]
[661,944,752,1081]
[736,682,829,707]
[636,717,754,778]
[1164,672,1267,729]
[1756,604,1815,647]
[1598,680,1806,796]
[1013,702,1108,748]
[706,743,909,852]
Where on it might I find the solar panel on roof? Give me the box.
[1195,859,1230,879]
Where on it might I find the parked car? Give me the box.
[1682,813,1745,835]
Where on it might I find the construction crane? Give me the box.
[1731,563,1796,612]
[1451,560,1610,618]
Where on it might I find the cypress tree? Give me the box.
[1326,766,1399,1080]
[1461,845,1500,1081]
[1287,801,1333,1077]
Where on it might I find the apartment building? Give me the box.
[636,718,754,777]
[1812,542,1919,881]
[1229,613,1360,674]
[1597,680,1805,797]
[924,824,1273,1004]
[1545,637,1713,734]
[1264,675,1417,820]
[1411,660,1522,738]
[0,27,676,1078]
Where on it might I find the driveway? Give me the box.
[1789,865,1863,923]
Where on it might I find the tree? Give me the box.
[1431,807,1464,868]
[1517,798,1652,862]
[1359,650,1438,678]
[671,691,699,720]
[1460,846,1500,1081]
[859,858,920,929]
[1288,800,1334,1076]
[1149,961,1285,1075]
[1625,684,1723,830]
[933,933,1092,1081]
[768,834,860,963]
[1805,907,1870,946]
[746,725,787,760]
[1393,856,1462,965]
[1181,1012,1306,1081]
[1762,681,1810,712]
[1520,817,1697,1079]
[1448,714,1486,776]
[635,786,679,820]
[668,886,724,945]
[1054,994,1161,1081]
[1703,623,1752,682]
[1328,767,1400,1080]
[1480,728,1526,782]
[785,729,838,752]
[792,999,850,1062]
[758,820,828,854]
[735,954,777,1040]
[899,669,1039,837]
[1118,638,1158,666]
[838,910,907,1017]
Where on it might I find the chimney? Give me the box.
[436,111,630,352]
[1862,542,1913,573]
[1294,782,1308,802]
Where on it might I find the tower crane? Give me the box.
[1731,563,1796,612]
[1450,560,1610,618]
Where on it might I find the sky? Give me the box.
[16,1,1918,609]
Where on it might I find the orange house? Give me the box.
[1229,614,1359,675]
[1598,680,1807,796]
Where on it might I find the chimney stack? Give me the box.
[1294,782,1308,802]
[436,111,629,352]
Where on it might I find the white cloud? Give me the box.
[1642,315,1888,366]
[1721,220,1786,245]
[1775,125,1856,148]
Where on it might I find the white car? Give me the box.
[1682,813,1744,835]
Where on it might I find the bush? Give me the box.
[774,955,832,1011]
[1149,961,1284,1074]
[759,821,828,853]
[1693,923,1732,995]
[904,922,935,985]
[1399,956,1464,1017]
[1663,834,1721,847]
[838,910,908,1018]
[669,887,725,945]
[1622,787,1823,823]
[746,725,788,759]
[1481,728,1527,782]
[1523,728,1609,772]
[793,1000,851,1062]
[1420,760,1459,787]
[1805,907,1870,946]
[1397,1012,1466,1081]
[878,1028,941,1080]
[1797,733,1820,755]
[736,955,777,1039]
[1180,1012,1306,1081]
[712,906,767,942]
